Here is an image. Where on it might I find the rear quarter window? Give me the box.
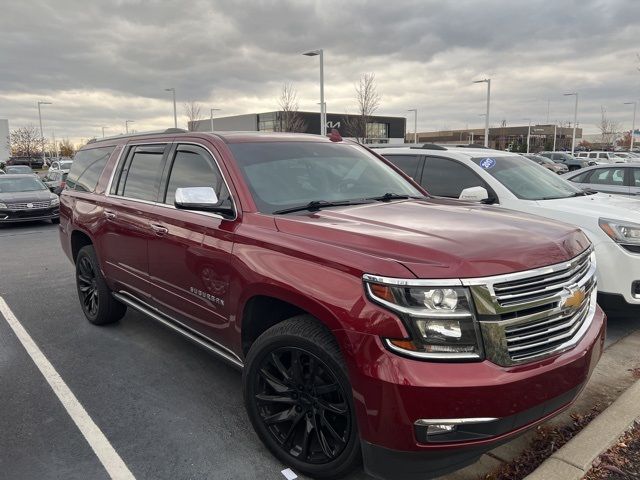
[66,146,115,192]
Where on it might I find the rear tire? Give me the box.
[51,217,60,224]
[243,316,361,479]
[76,245,126,325]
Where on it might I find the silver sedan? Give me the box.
[561,163,640,196]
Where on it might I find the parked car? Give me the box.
[539,151,591,170]
[576,151,627,164]
[0,174,60,223]
[0,169,4,174]
[523,154,569,174]
[561,163,640,197]
[375,145,640,313]
[42,171,68,195]
[58,130,605,480]
[610,152,640,161]
[4,165,36,175]
[48,159,73,174]
[7,156,44,169]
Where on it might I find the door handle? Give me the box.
[150,223,169,236]
[104,210,117,220]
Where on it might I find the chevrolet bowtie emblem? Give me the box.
[561,286,586,310]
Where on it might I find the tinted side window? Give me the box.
[422,156,487,198]
[587,168,625,185]
[116,149,165,201]
[382,154,421,179]
[66,146,114,192]
[163,145,231,207]
[633,169,640,187]
[569,171,590,183]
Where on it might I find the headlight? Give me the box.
[599,218,640,246]
[50,197,60,206]
[364,278,483,360]
[0,202,6,209]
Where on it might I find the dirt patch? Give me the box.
[583,420,640,479]
[628,368,640,380]
[483,406,602,480]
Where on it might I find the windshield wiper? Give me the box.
[273,199,370,215]
[366,192,424,202]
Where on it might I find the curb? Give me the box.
[524,377,640,480]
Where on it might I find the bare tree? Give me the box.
[277,83,306,133]
[343,73,381,143]
[59,138,75,157]
[10,124,43,157]
[184,100,203,131]
[596,106,622,148]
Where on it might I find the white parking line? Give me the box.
[0,296,135,480]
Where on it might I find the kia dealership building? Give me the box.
[189,111,406,144]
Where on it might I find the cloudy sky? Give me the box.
[1,0,639,143]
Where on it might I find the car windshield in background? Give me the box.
[229,142,424,214]
[0,177,47,193]
[472,156,583,200]
[5,166,33,174]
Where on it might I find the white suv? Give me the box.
[576,151,627,164]
[373,145,640,312]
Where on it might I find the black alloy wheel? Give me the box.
[77,255,99,318]
[255,347,351,464]
[75,245,126,325]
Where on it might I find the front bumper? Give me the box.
[0,207,59,223]
[336,304,606,480]
[594,240,640,307]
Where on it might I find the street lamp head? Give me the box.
[472,79,489,84]
[38,101,52,105]
[624,102,637,105]
[407,108,417,112]
[165,87,175,92]
[563,93,577,96]
[302,49,321,56]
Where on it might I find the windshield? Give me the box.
[6,166,33,174]
[229,142,423,214]
[0,177,47,193]
[472,156,583,200]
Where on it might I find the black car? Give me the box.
[0,174,60,223]
[7,156,44,169]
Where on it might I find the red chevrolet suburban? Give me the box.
[59,130,605,480]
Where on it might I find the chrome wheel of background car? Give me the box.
[254,347,351,464]
[77,256,99,317]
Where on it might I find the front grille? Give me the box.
[466,249,597,366]
[493,249,591,307]
[6,201,51,210]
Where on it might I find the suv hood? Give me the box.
[0,190,53,203]
[275,199,589,279]
[536,193,640,222]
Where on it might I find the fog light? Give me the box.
[633,281,640,299]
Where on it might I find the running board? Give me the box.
[112,291,244,370]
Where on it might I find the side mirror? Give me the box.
[459,186,489,202]
[174,186,234,217]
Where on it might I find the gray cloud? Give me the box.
[1,0,639,142]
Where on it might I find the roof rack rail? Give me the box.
[454,144,488,149]
[369,143,448,150]
[88,128,190,143]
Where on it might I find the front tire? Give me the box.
[76,245,126,325]
[243,316,361,479]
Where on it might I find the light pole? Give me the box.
[523,118,532,153]
[125,120,134,134]
[553,123,557,152]
[564,92,578,154]
[473,78,491,147]
[101,126,106,138]
[37,101,52,164]
[624,101,637,151]
[165,87,177,128]
[407,109,418,144]
[210,108,221,132]
[303,49,325,135]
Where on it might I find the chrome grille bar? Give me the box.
[7,201,52,210]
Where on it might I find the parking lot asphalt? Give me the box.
[1,222,638,480]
